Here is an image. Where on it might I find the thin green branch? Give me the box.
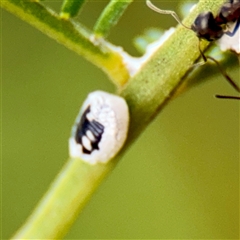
[12,158,116,239]
[121,1,226,139]
[1,0,130,86]
[4,0,226,239]
[93,0,133,38]
[60,0,86,19]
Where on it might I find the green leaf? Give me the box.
[94,0,133,38]
[60,0,86,19]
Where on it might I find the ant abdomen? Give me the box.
[216,1,240,24]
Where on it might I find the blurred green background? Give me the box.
[2,0,239,239]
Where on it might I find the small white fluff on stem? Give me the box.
[218,22,240,54]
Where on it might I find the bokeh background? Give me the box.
[2,0,239,239]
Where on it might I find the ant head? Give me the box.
[191,12,224,41]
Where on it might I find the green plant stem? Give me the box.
[94,0,133,37]
[4,0,225,239]
[61,0,86,19]
[121,0,224,139]
[12,158,116,239]
[1,0,130,86]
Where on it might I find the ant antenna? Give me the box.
[146,0,191,30]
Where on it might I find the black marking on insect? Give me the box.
[75,106,104,154]
[146,0,240,100]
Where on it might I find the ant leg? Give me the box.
[207,55,240,93]
[192,40,208,68]
[198,40,207,62]
[208,55,240,100]
[215,95,240,99]
[224,18,240,36]
[195,41,240,95]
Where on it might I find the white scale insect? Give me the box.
[69,91,129,165]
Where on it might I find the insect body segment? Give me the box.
[216,0,240,27]
[69,91,129,165]
[191,12,224,41]
[74,106,104,154]
[192,0,240,41]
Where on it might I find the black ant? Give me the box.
[146,0,240,100]
[191,0,240,41]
